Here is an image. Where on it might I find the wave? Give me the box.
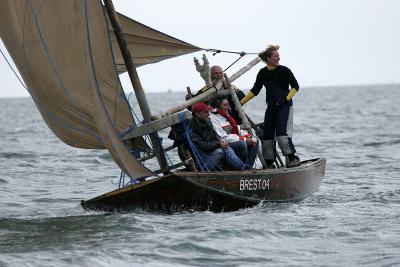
[0,152,37,159]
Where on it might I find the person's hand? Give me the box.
[247,138,256,145]
[222,79,228,89]
[220,140,229,149]
[185,94,192,101]
[246,138,256,145]
[286,88,297,101]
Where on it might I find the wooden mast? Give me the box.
[103,0,169,174]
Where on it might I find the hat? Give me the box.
[191,102,213,113]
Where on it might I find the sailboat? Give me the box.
[0,0,325,212]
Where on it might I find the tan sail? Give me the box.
[0,0,153,178]
[84,0,154,178]
[112,13,201,73]
[0,1,200,151]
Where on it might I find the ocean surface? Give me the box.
[0,85,399,266]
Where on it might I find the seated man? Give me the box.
[188,102,247,171]
[209,96,259,168]
[186,65,245,124]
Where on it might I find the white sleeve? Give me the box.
[210,116,239,142]
[225,133,240,142]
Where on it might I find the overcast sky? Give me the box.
[1,0,399,98]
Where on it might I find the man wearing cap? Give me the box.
[188,102,247,171]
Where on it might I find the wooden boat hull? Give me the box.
[81,157,326,212]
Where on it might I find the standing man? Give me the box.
[240,45,300,168]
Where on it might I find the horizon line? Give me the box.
[0,82,399,100]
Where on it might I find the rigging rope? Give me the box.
[118,169,126,188]
[0,47,28,90]
[223,54,245,72]
[204,48,258,56]
[163,143,175,168]
[204,47,258,73]
[180,120,209,171]
[117,169,141,188]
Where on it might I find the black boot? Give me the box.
[286,153,300,168]
[265,160,276,169]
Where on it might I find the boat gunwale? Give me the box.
[173,157,326,179]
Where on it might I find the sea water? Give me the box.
[0,85,399,266]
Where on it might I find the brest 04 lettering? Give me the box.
[239,179,270,191]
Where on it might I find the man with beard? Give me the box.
[186,65,245,123]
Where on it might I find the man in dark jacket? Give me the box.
[189,102,247,171]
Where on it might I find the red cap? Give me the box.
[191,102,213,113]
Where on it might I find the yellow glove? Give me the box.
[240,91,255,106]
[286,88,298,101]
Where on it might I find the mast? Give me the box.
[103,0,169,174]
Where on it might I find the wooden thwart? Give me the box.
[122,110,192,140]
[139,144,177,162]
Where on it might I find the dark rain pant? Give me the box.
[262,104,296,159]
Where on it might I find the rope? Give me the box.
[204,47,256,73]
[204,48,258,56]
[178,112,224,172]
[119,92,143,138]
[0,47,28,90]
[118,169,125,188]
[127,92,142,125]
[124,94,154,159]
[117,169,143,188]
[223,54,245,72]
[183,131,209,171]
[164,145,175,169]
